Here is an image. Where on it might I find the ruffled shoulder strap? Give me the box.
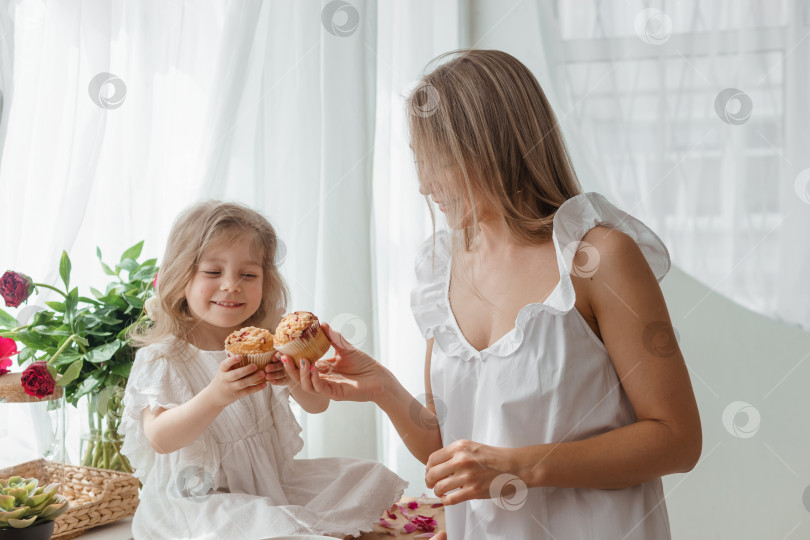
[547,191,672,314]
[410,231,452,340]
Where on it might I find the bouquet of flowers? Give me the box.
[0,242,157,471]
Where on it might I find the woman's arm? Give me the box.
[142,356,268,454]
[426,228,702,503]
[375,339,444,463]
[294,323,443,463]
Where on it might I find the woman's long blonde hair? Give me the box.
[407,49,582,249]
[128,201,288,357]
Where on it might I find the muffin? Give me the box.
[273,311,331,368]
[224,326,276,370]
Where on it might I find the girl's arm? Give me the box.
[289,323,443,463]
[425,228,702,503]
[283,357,330,413]
[142,355,268,454]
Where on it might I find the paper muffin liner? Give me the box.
[226,350,276,371]
[275,326,331,368]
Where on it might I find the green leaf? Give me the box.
[120,241,144,263]
[57,359,83,387]
[50,351,81,368]
[84,340,122,363]
[59,251,71,290]
[44,301,66,313]
[90,287,105,299]
[72,374,103,400]
[123,295,144,309]
[85,330,113,338]
[131,266,159,282]
[16,331,53,350]
[73,336,89,347]
[118,259,139,274]
[0,308,18,329]
[109,363,132,378]
[100,261,117,276]
[88,312,122,325]
[141,258,158,268]
[18,348,35,363]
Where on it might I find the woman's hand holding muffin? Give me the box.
[284,321,392,403]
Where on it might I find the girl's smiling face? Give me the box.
[183,232,264,340]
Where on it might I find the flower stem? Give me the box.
[32,283,67,298]
[48,334,77,366]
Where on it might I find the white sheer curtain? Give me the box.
[0,0,380,461]
[371,0,462,493]
[535,0,810,333]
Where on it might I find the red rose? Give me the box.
[0,271,35,308]
[20,361,56,398]
[0,358,11,376]
[153,272,158,288]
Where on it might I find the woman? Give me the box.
[282,49,701,540]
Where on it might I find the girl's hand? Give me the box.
[425,439,513,506]
[304,321,390,403]
[207,355,268,409]
[264,354,291,386]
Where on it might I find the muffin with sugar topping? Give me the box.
[273,311,331,368]
[224,326,276,370]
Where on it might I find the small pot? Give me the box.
[0,521,55,540]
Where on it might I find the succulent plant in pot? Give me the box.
[0,476,68,539]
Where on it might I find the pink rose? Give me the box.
[20,361,56,398]
[0,270,35,308]
[0,337,15,375]
[0,336,17,359]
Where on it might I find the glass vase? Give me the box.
[79,390,132,473]
[0,373,66,485]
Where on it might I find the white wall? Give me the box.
[468,1,810,538]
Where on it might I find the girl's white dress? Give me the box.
[121,339,407,539]
[411,192,673,539]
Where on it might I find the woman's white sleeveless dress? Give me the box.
[411,192,673,539]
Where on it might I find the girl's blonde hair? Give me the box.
[406,49,582,248]
[129,201,288,357]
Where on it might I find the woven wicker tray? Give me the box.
[0,459,139,539]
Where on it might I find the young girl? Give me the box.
[287,50,702,539]
[121,201,407,539]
